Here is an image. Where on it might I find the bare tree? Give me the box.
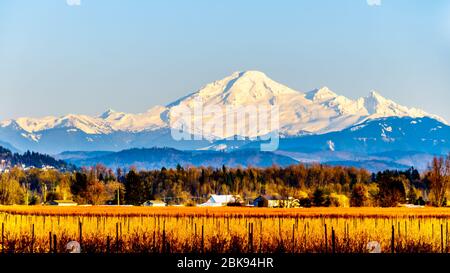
[428,155,450,207]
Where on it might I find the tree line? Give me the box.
[0,146,72,170]
[1,155,449,207]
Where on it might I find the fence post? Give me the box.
[31,224,35,254]
[292,224,295,254]
[324,224,328,253]
[259,221,263,253]
[251,223,254,253]
[331,228,336,254]
[391,225,395,254]
[53,234,57,253]
[79,221,83,251]
[441,224,444,253]
[106,236,110,254]
[2,222,4,254]
[49,232,52,253]
[446,222,448,253]
[304,222,308,253]
[116,222,119,253]
[152,231,156,253]
[201,225,204,254]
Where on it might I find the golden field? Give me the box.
[1,206,450,253]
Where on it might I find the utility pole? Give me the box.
[25,183,29,205]
[117,188,120,206]
[43,185,47,204]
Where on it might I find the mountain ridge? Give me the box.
[1,71,444,134]
[63,147,299,170]
[0,71,447,154]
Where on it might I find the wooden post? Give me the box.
[292,224,295,254]
[247,223,250,253]
[2,222,4,254]
[53,234,57,253]
[346,223,350,252]
[201,225,204,254]
[248,223,253,253]
[391,225,395,254]
[31,224,35,254]
[446,222,448,253]
[194,223,197,239]
[152,230,156,253]
[259,220,263,254]
[278,218,282,242]
[116,222,119,253]
[79,221,83,250]
[304,223,307,253]
[106,236,110,254]
[324,224,328,253]
[162,229,166,253]
[405,221,408,242]
[250,223,254,253]
[162,220,166,253]
[331,228,336,254]
[432,223,434,239]
[49,232,52,253]
[441,224,444,253]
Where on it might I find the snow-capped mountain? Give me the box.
[167,71,445,138]
[0,70,446,154]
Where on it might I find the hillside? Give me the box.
[0,146,72,170]
[64,147,299,170]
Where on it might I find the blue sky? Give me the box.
[1,0,450,120]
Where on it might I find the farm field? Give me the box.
[1,206,450,253]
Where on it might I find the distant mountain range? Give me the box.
[57,147,298,170]
[1,71,448,172]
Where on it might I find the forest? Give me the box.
[1,153,449,208]
[0,146,72,170]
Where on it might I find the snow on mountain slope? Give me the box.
[169,71,339,138]
[167,71,446,138]
[360,91,446,123]
[0,115,113,134]
[0,107,168,135]
[0,71,446,147]
[99,106,167,132]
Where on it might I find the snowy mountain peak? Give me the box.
[231,70,268,80]
[367,90,387,102]
[170,70,300,108]
[223,70,299,97]
[306,87,338,102]
[363,91,402,115]
[99,109,117,119]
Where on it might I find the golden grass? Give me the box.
[1,206,450,253]
[2,206,450,217]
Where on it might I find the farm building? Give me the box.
[47,200,78,206]
[252,195,299,208]
[142,200,167,207]
[198,194,242,207]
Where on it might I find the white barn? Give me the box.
[47,200,78,207]
[142,200,167,207]
[198,195,241,207]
